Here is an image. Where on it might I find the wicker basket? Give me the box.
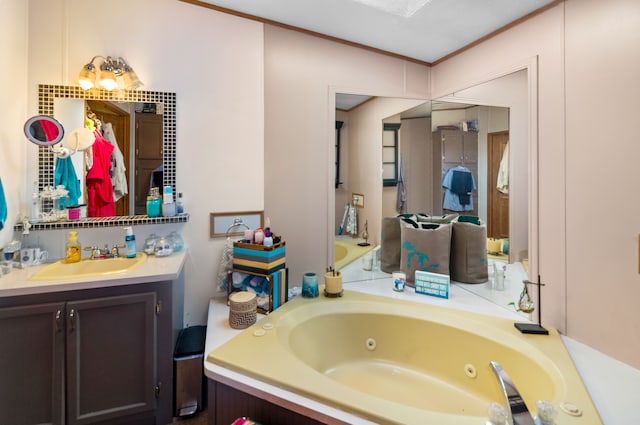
[228,291,257,329]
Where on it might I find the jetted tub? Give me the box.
[208,290,602,425]
[334,237,374,270]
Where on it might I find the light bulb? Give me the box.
[77,64,96,90]
[99,69,117,90]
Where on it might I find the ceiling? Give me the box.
[193,0,556,64]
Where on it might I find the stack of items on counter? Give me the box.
[229,223,288,313]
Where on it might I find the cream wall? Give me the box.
[564,0,640,368]
[0,1,28,249]
[264,25,430,281]
[433,0,640,368]
[19,0,264,326]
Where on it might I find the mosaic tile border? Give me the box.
[35,84,178,230]
[14,214,189,232]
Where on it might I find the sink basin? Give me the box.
[30,253,147,281]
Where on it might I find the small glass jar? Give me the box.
[146,187,162,217]
[154,236,173,257]
[166,231,184,252]
[144,234,160,255]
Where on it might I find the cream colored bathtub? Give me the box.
[334,237,374,270]
[208,291,602,425]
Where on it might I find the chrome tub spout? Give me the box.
[490,361,535,425]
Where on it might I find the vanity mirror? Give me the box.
[15,84,185,231]
[24,115,64,146]
[36,84,176,214]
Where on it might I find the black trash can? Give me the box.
[174,325,207,417]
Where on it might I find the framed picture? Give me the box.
[210,211,264,238]
[352,193,364,208]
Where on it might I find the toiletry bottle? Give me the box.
[124,227,136,258]
[162,186,176,217]
[64,231,81,263]
[176,192,184,214]
[146,187,161,217]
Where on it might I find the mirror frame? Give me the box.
[37,84,176,197]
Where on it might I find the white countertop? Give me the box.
[0,250,186,297]
[205,277,640,425]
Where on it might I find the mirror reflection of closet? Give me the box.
[333,69,528,311]
[53,99,163,216]
[36,84,176,222]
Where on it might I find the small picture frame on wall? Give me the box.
[352,193,364,208]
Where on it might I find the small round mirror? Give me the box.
[24,115,65,146]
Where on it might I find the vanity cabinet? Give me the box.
[0,281,174,425]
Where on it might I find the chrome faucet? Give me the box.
[489,361,535,425]
[84,244,125,259]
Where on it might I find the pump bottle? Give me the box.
[64,231,81,263]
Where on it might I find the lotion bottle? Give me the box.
[124,227,136,258]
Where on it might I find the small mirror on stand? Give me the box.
[24,115,65,146]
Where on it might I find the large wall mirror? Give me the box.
[333,69,531,314]
[36,84,176,218]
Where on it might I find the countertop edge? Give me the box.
[0,251,186,297]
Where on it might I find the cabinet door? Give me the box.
[440,130,463,163]
[463,131,478,163]
[66,293,156,425]
[0,302,65,425]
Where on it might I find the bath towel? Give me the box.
[102,123,128,201]
[86,130,115,217]
[497,142,509,194]
[54,157,81,207]
[396,155,406,214]
[0,178,6,230]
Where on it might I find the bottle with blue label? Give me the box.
[124,227,136,258]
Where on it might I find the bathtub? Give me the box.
[207,291,602,425]
[334,237,374,270]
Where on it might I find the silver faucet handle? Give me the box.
[110,244,126,258]
[83,246,101,259]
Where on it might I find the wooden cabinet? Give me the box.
[0,282,173,425]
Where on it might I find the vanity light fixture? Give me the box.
[76,56,143,91]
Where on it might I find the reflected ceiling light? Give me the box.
[76,56,144,91]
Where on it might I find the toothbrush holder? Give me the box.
[324,271,343,297]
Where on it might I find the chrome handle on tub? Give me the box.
[489,361,535,425]
[68,308,76,332]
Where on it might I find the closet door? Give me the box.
[440,130,463,163]
[463,131,478,163]
[135,113,163,215]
